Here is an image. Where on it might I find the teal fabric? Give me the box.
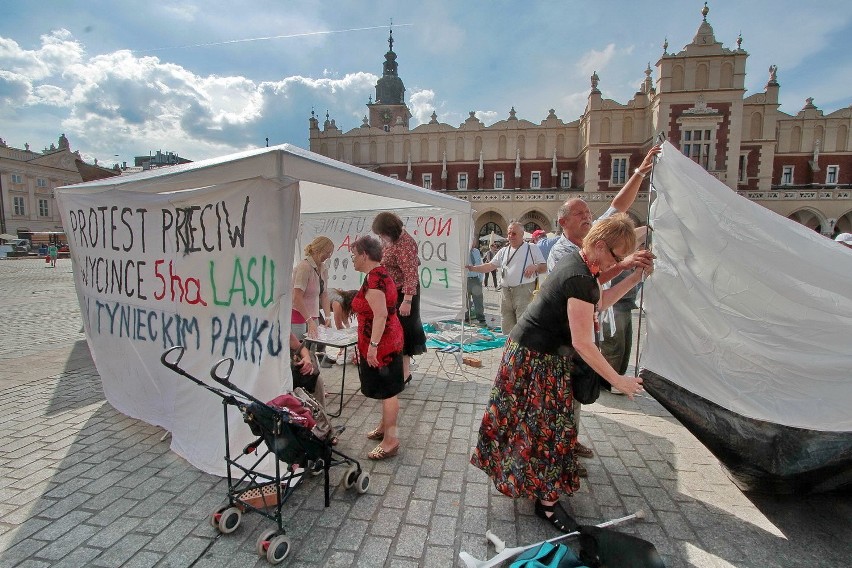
[423,322,507,353]
[509,541,587,568]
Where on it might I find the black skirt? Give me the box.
[358,351,404,399]
[396,287,427,357]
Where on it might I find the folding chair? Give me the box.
[436,344,465,379]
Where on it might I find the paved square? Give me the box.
[0,259,848,567]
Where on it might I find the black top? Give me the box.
[510,250,600,356]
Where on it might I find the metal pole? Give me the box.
[633,132,665,377]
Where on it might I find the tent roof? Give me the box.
[57,144,471,215]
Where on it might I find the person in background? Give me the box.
[600,271,640,393]
[466,221,546,334]
[350,235,405,460]
[289,332,328,410]
[47,243,58,268]
[835,232,852,249]
[483,242,500,289]
[537,228,561,262]
[467,238,488,328]
[320,288,359,367]
[372,212,427,386]
[291,236,333,340]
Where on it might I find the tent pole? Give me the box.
[633,133,665,377]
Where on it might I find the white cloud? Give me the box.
[161,5,199,22]
[576,43,617,76]
[409,89,436,124]
[0,70,31,104]
[0,29,84,81]
[475,110,499,126]
[30,84,68,107]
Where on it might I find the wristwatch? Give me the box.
[369,340,379,348]
[633,168,646,178]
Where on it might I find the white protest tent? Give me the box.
[55,143,472,475]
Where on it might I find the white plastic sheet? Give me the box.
[642,142,852,432]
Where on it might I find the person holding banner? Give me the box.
[350,235,405,460]
[372,212,427,385]
[291,236,333,340]
[470,214,649,533]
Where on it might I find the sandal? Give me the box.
[367,443,399,460]
[366,427,384,441]
[534,500,579,533]
[574,442,594,458]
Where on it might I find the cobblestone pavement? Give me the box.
[0,258,849,567]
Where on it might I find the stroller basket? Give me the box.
[160,346,370,564]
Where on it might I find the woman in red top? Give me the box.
[372,212,427,385]
[350,235,404,459]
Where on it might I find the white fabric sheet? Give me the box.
[642,142,852,432]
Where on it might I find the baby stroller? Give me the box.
[160,346,370,564]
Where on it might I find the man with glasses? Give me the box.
[466,221,545,334]
[546,144,660,476]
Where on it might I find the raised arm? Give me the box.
[610,144,661,212]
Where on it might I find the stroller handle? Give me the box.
[211,358,235,385]
[161,345,186,368]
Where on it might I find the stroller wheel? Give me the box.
[266,534,291,564]
[342,462,359,489]
[216,506,242,534]
[309,458,325,476]
[210,505,228,528]
[255,528,277,556]
[356,471,370,494]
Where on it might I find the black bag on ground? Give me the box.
[578,526,666,568]
[571,355,602,404]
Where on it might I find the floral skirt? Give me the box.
[470,339,580,501]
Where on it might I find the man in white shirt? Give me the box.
[467,222,546,333]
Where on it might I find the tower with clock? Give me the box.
[368,27,411,130]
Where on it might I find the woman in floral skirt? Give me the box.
[470,214,651,532]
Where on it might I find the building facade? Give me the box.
[0,134,118,239]
[309,7,852,239]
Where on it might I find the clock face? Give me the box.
[381,110,392,123]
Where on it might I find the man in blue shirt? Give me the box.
[467,239,487,327]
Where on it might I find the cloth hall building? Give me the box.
[309,8,851,239]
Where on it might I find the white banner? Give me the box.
[299,208,467,323]
[58,178,298,475]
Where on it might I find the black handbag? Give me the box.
[571,305,603,405]
[571,354,601,404]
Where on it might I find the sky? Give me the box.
[2,1,851,168]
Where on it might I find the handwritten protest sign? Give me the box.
[299,208,465,322]
[58,179,297,474]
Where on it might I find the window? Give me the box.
[560,171,572,189]
[457,173,468,190]
[13,196,25,216]
[530,171,541,189]
[611,157,628,185]
[11,173,23,184]
[494,172,504,189]
[738,154,748,183]
[38,198,49,217]
[422,173,432,190]
[781,166,794,185]
[826,165,839,185]
[37,178,47,188]
[681,129,712,169]
[383,125,389,133]
[389,173,399,180]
